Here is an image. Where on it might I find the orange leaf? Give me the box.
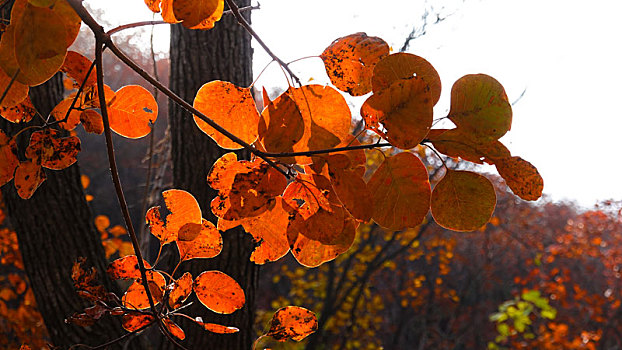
[122,271,166,310]
[361,76,433,149]
[372,52,441,105]
[195,321,239,334]
[0,65,28,108]
[176,219,223,261]
[448,74,512,143]
[193,81,259,150]
[108,85,158,139]
[283,173,332,218]
[289,216,356,268]
[258,92,304,153]
[80,109,104,134]
[71,257,106,302]
[12,3,67,86]
[287,85,352,164]
[14,160,46,199]
[0,95,36,123]
[0,130,18,186]
[50,98,81,131]
[320,32,389,96]
[145,206,176,245]
[426,128,511,164]
[107,255,151,280]
[168,272,193,309]
[266,306,318,342]
[495,156,543,201]
[208,153,287,220]
[217,197,292,265]
[121,311,155,332]
[327,155,373,222]
[430,170,496,231]
[162,189,203,235]
[94,215,110,232]
[25,129,80,170]
[61,51,97,88]
[367,152,431,230]
[163,318,186,340]
[174,0,223,29]
[193,270,245,314]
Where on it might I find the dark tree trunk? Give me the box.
[0,78,142,348]
[0,5,145,348]
[165,1,258,349]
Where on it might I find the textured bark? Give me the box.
[0,77,143,349]
[164,1,258,349]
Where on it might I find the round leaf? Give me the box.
[193,81,259,150]
[430,170,496,231]
[367,152,431,230]
[193,271,245,314]
[266,306,318,342]
[108,85,158,139]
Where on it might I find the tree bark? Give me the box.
[164,1,258,349]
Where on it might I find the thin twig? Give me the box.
[0,69,19,107]
[68,321,153,350]
[224,0,301,86]
[259,142,392,158]
[95,37,158,314]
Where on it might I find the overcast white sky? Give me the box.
[85,0,622,208]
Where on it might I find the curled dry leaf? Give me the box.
[193,81,259,150]
[430,170,496,231]
[495,156,543,201]
[361,76,433,149]
[266,306,318,342]
[320,32,390,96]
[107,85,158,139]
[367,152,431,230]
[193,270,245,314]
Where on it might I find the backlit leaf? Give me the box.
[80,110,103,134]
[173,0,221,28]
[327,154,373,222]
[289,216,356,268]
[162,189,202,235]
[25,129,80,170]
[367,152,431,230]
[108,85,158,139]
[50,98,81,131]
[0,130,18,186]
[448,74,512,143]
[194,270,245,314]
[361,76,433,149]
[495,156,543,201]
[61,51,96,88]
[258,92,304,153]
[320,32,389,96]
[217,197,292,265]
[121,311,155,332]
[193,81,259,150]
[0,65,28,108]
[266,306,318,342]
[107,255,151,280]
[13,3,67,86]
[146,206,175,245]
[0,95,36,123]
[427,128,511,164]
[177,219,223,261]
[195,321,239,334]
[287,85,352,164]
[168,272,193,309]
[122,271,166,310]
[14,160,45,199]
[163,318,185,340]
[430,170,496,231]
[372,52,442,105]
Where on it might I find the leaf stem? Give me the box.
[258,142,392,158]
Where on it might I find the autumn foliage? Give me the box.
[0,0,593,348]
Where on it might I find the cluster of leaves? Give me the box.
[488,290,557,349]
[1,0,547,347]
